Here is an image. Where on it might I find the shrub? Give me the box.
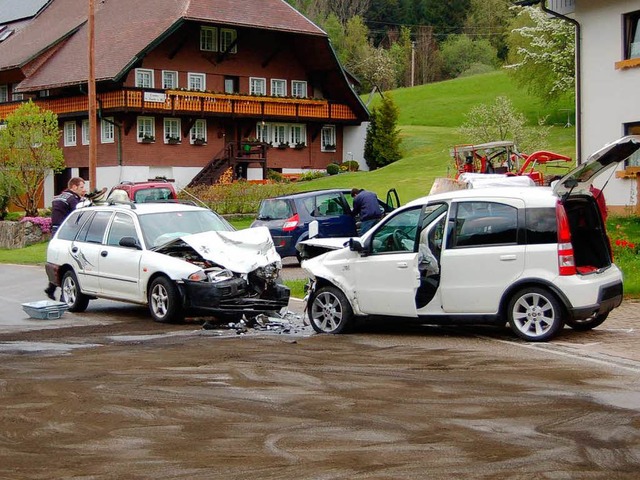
[298,171,327,182]
[182,182,296,215]
[340,160,360,172]
[20,216,52,234]
[326,163,340,175]
[267,169,287,183]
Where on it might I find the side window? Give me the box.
[371,207,422,254]
[313,193,346,217]
[450,202,518,248]
[107,213,139,247]
[84,211,113,244]
[57,211,95,241]
[525,207,556,244]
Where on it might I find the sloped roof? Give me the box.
[0,0,326,87]
[0,0,50,24]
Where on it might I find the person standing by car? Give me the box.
[44,177,87,300]
[351,188,382,235]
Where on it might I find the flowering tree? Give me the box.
[507,6,575,104]
[0,101,64,216]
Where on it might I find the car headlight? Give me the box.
[187,268,234,283]
[254,262,281,282]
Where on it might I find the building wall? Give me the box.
[576,0,640,211]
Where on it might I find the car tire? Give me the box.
[565,312,608,331]
[61,270,90,312]
[309,285,353,334]
[507,287,564,342]
[148,276,184,323]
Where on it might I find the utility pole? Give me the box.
[87,0,97,190]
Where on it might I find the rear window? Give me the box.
[57,210,95,241]
[134,188,174,203]
[257,199,294,220]
[525,207,557,244]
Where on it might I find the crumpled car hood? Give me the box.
[170,226,281,274]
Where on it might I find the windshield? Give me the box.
[139,210,234,248]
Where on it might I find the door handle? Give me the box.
[500,255,517,261]
[397,262,408,269]
[101,251,108,257]
[71,246,78,253]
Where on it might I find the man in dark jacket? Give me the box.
[45,177,86,299]
[351,188,382,235]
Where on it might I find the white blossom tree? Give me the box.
[506,6,575,104]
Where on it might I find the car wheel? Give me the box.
[507,287,564,342]
[61,270,90,312]
[309,285,353,334]
[565,312,608,331]
[148,276,184,323]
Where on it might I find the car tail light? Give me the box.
[282,213,300,232]
[556,201,576,276]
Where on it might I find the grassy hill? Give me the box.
[303,70,576,204]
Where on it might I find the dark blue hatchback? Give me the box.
[251,188,399,261]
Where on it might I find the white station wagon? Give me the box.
[300,136,640,341]
[46,202,289,323]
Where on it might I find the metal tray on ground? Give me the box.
[22,300,69,320]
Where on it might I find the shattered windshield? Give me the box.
[139,210,234,248]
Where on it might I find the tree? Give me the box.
[365,94,402,169]
[458,96,550,153]
[506,6,575,104]
[0,101,65,216]
[440,34,497,78]
[464,0,514,60]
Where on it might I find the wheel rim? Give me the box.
[512,292,556,338]
[151,283,168,319]
[62,276,77,306]
[311,291,343,332]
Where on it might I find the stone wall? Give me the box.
[0,221,50,249]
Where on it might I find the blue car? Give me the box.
[251,188,399,261]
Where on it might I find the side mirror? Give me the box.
[349,237,365,252]
[308,220,319,239]
[119,236,142,250]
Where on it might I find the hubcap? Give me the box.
[311,292,342,332]
[151,284,168,318]
[512,293,554,337]
[63,277,76,305]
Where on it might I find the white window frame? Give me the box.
[137,116,155,142]
[292,80,307,98]
[0,85,7,103]
[82,119,90,145]
[11,84,23,101]
[135,68,154,88]
[271,79,287,97]
[249,77,266,96]
[272,124,288,146]
[289,124,306,146]
[162,70,178,89]
[256,123,270,143]
[220,28,237,54]
[187,72,206,91]
[190,119,207,144]
[321,125,336,152]
[101,117,114,144]
[200,26,218,52]
[63,121,77,147]
[163,118,181,144]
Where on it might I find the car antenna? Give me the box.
[180,188,210,209]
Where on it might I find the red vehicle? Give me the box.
[450,141,572,186]
[108,178,178,203]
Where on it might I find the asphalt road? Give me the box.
[1,264,640,478]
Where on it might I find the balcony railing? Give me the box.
[0,88,359,122]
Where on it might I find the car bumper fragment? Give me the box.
[183,279,290,314]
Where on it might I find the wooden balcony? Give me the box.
[0,88,359,122]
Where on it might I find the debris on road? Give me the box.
[200,310,309,336]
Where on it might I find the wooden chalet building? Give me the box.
[0,0,369,203]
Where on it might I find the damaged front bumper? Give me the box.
[182,278,290,316]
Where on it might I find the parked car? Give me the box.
[300,136,640,342]
[107,178,178,203]
[251,188,400,262]
[45,202,290,323]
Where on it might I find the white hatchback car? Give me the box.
[46,202,289,323]
[300,136,640,341]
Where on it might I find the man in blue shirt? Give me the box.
[351,188,382,235]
